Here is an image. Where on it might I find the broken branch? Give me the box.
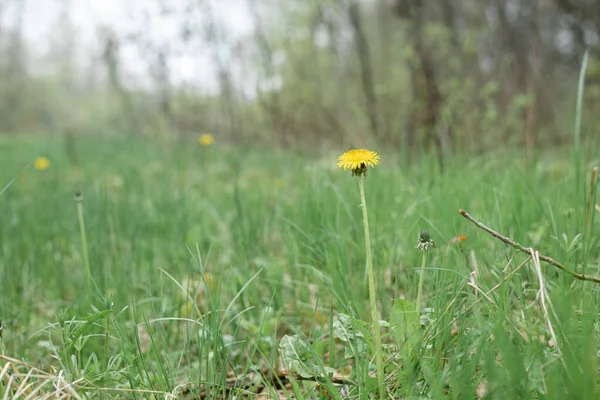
[458,209,600,284]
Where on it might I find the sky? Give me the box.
[1,0,255,92]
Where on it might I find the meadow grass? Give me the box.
[0,132,599,399]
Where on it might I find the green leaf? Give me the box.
[279,335,333,378]
[344,340,368,359]
[333,313,355,342]
[70,310,112,339]
[333,313,369,359]
[64,309,112,352]
[390,299,420,355]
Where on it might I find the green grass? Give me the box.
[1,132,599,399]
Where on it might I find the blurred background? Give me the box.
[1,0,599,158]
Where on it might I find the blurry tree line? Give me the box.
[1,0,599,159]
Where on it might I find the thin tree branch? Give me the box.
[458,209,600,283]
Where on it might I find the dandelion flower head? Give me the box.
[416,229,436,251]
[337,149,379,177]
[33,157,50,171]
[199,133,214,147]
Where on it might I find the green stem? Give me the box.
[104,313,110,368]
[77,200,92,295]
[574,50,588,153]
[416,250,428,315]
[573,51,589,273]
[358,177,384,398]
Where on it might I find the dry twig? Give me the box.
[458,209,600,283]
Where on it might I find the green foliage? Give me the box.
[1,133,600,397]
[332,313,369,360]
[279,334,334,378]
[390,299,420,356]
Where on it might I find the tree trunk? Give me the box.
[348,2,382,141]
[248,0,289,147]
[392,0,447,169]
[102,32,140,133]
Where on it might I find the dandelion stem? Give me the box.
[416,250,428,315]
[358,177,384,398]
[76,197,92,295]
[104,316,110,367]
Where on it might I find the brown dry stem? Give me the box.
[458,209,600,284]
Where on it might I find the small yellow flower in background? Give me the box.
[450,235,468,245]
[178,273,216,318]
[103,174,124,190]
[33,157,50,171]
[274,179,285,189]
[199,133,214,147]
[337,149,379,177]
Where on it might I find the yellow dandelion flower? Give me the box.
[199,133,214,147]
[33,157,50,171]
[338,147,384,394]
[337,149,379,177]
